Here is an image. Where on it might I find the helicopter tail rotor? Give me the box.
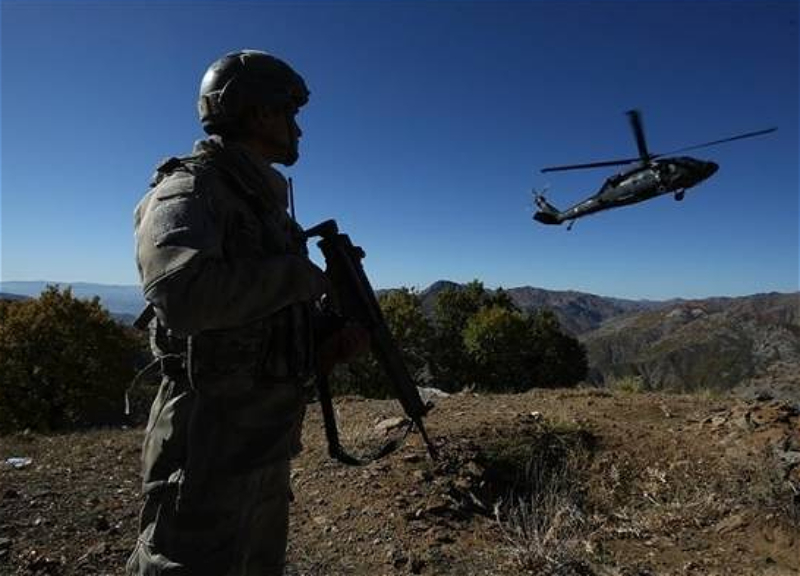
[532,188,562,225]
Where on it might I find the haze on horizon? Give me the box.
[1,1,797,301]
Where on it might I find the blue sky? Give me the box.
[1,0,797,300]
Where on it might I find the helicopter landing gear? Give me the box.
[674,190,685,201]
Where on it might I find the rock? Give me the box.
[422,497,452,517]
[418,387,450,404]
[714,513,748,534]
[527,411,544,422]
[709,415,728,428]
[412,470,432,483]
[463,461,485,478]
[375,417,409,434]
[77,541,107,563]
[776,450,800,469]
[4,457,32,469]
[733,411,754,431]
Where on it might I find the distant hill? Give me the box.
[419,280,665,334]
[4,280,797,394]
[581,292,800,392]
[416,281,799,394]
[0,282,145,322]
[0,292,29,302]
[4,279,661,332]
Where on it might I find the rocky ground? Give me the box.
[1,388,798,576]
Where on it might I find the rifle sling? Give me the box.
[315,372,414,466]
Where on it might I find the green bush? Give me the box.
[463,307,588,392]
[527,309,588,389]
[463,306,534,391]
[430,281,518,390]
[330,287,433,398]
[607,374,646,393]
[328,280,587,397]
[0,286,142,432]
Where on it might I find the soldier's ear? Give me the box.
[247,105,283,134]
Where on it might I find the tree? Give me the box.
[462,306,588,392]
[463,306,534,391]
[429,281,518,390]
[330,288,433,398]
[0,286,141,432]
[527,309,588,388]
[379,288,434,378]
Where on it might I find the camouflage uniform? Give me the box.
[126,135,326,576]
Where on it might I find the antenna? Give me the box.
[288,176,296,221]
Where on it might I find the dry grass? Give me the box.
[492,428,595,575]
[606,375,646,394]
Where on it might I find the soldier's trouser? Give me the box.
[126,373,305,576]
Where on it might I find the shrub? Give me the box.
[463,307,588,392]
[430,281,518,390]
[463,306,535,391]
[330,287,433,398]
[527,309,588,389]
[0,286,142,432]
[487,422,595,573]
[328,280,587,396]
[607,374,646,393]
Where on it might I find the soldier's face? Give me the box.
[281,107,302,166]
[253,105,302,166]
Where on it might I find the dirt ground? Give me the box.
[1,388,798,576]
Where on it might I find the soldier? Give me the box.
[127,50,364,576]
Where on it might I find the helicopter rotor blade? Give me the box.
[626,109,651,161]
[541,158,640,173]
[651,127,777,157]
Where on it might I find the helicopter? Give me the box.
[533,109,776,229]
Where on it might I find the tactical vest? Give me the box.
[143,141,316,389]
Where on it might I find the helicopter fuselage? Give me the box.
[548,156,718,223]
[533,109,773,227]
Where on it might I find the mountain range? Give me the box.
[417,280,667,335]
[0,281,144,324]
[0,280,666,328]
[581,291,800,393]
[2,280,797,396]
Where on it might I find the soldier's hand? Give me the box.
[317,322,371,375]
[305,260,330,299]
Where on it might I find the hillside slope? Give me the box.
[1,389,798,575]
[419,280,661,335]
[582,292,800,393]
[0,293,28,302]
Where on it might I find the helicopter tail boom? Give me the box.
[533,193,563,225]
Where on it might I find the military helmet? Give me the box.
[198,50,310,135]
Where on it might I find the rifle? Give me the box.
[305,219,437,465]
